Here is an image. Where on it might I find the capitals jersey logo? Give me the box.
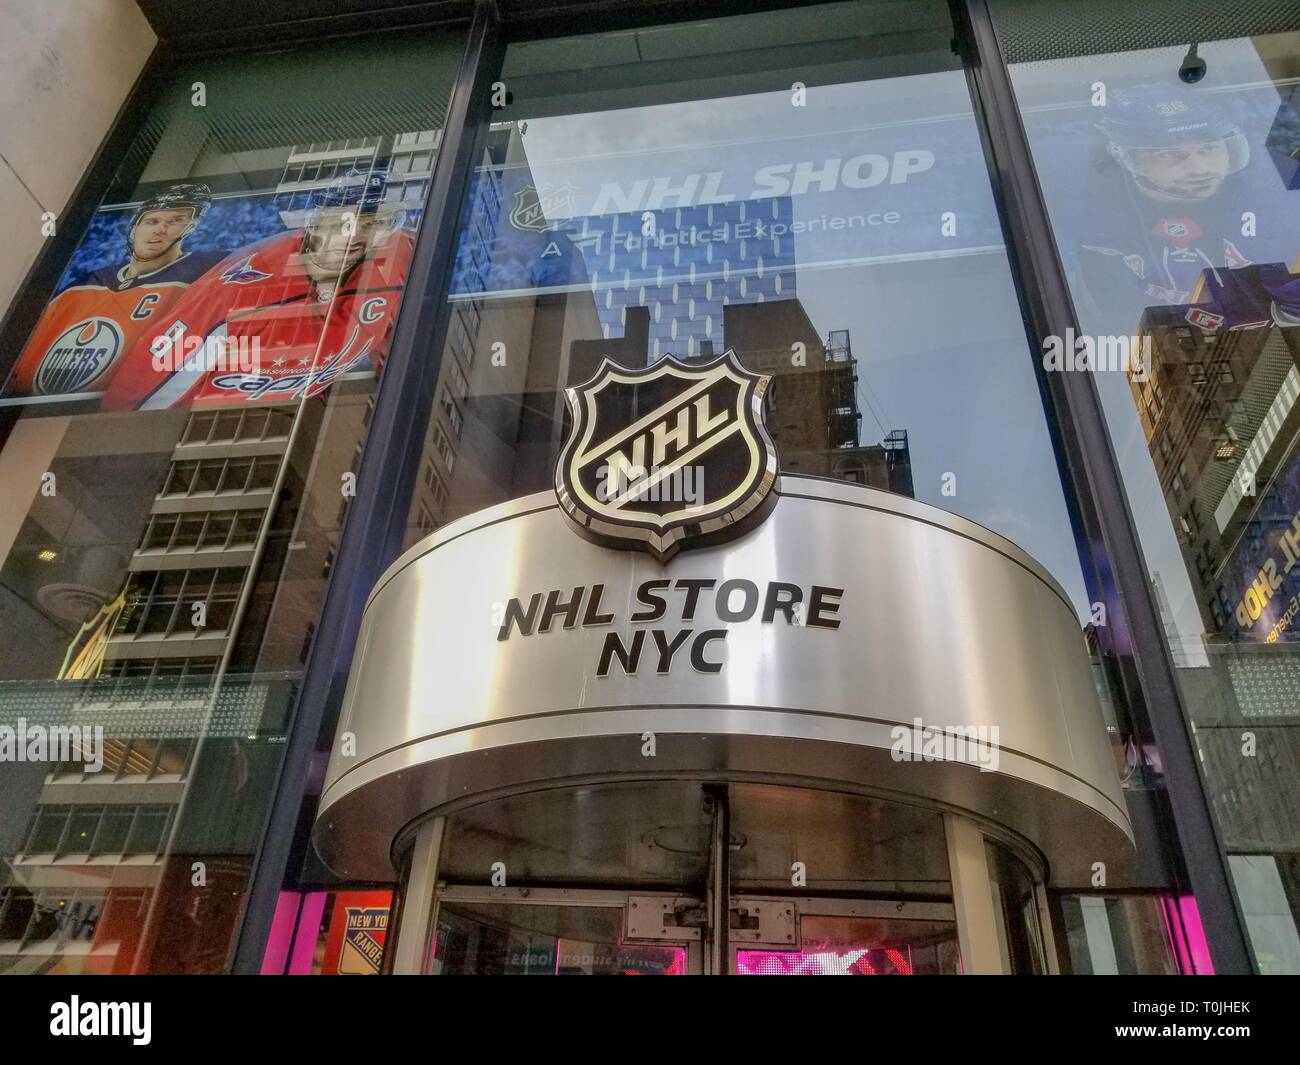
[221,255,272,285]
[101,228,413,411]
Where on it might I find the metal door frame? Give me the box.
[424,885,706,975]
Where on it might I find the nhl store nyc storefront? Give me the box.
[0,0,1296,977]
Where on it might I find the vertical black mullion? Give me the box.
[229,0,504,974]
[952,0,1254,973]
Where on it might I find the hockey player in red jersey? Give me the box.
[101,168,414,411]
[4,183,218,399]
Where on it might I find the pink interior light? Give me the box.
[1161,895,1215,975]
[736,946,914,975]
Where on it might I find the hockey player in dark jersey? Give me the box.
[101,168,414,411]
[4,183,221,399]
[1075,84,1299,332]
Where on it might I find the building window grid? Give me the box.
[158,455,281,499]
[113,567,244,639]
[17,802,177,861]
[138,506,266,554]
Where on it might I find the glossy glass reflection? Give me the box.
[996,0,1300,973]
[0,33,461,973]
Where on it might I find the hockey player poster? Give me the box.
[1,168,415,412]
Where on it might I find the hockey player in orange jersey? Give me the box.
[3,183,219,399]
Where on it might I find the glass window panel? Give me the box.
[218,458,253,493]
[124,807,171,855]
[171,513,206,548]
[431,903,686,975]
[162,461,198,495]
[0,22,458,971]
[26,806,71,853]
[229,510,264,545]
[142,515,178,550]
[408,0,1096,627]
[992,0,1300,975]
[211,411,243,441]
[63,807,104,855]
[91,808,135,855]
[192,460,223,494]
[248,456,280,490]
[199,511,235,548]
[238,409,271,440]
[182,411,217,444]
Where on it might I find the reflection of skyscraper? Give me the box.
[717,304,913,496]
[0,405,304,972]
[1134,271,1300,639]
[273,132,439,218]
[1133,272,1300,913]
[566,298,913,497]
[573,197,798,360]
[420,121,918,542]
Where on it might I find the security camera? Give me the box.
[1179,44,1207,84]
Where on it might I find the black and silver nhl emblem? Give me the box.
[555,350,778,562]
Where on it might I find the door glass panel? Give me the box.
[431,902,689,975]
[736,913,960,974]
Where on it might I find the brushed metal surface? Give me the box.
[313,475,1132,885]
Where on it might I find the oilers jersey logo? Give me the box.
[33,317,124,395]
[220,255,273,285]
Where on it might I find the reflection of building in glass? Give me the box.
[419,120,916,534]
[0,377,377,970]
[567,299,913,497]
[1133,276,1300,639]
[0,407,295,971]
[272,132,440,217]
[716,307,913,497]
[1132,274,1300,969]
[574,197,796,360]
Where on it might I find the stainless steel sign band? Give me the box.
[313,476,1131,884]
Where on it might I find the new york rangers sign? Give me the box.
[555,350,778,561]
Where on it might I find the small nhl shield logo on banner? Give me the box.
[555,350,778,562]
[508,183,576,233]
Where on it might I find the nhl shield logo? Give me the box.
[555,350,778,562]
[509,183,576,233]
